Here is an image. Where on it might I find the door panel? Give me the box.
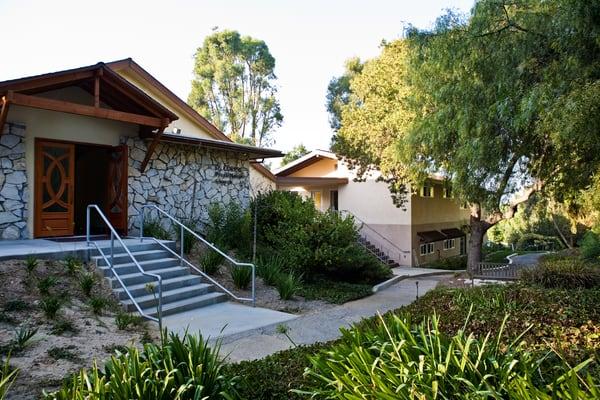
[106,144,128,234]
[35,140,75,237]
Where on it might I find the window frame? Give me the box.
[443,238,456,250]
[421,185,434,198]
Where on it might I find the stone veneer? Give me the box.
[123,137,250,233]
[0,123,28,239]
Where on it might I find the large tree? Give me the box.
[280,143,309,166]
[333,0,600,271]
[188,30,283,147]
[325,57,363,132]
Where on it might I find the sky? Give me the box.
[0,0,473,162]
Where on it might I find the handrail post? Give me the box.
[180,224,184,267]
[140,207,145,243]
[86,206,91,246]
[110,231,114,268]
[158,277,163,331]
[252,264,256,307]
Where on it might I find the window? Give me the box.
[420,243,435,255]
[310,191,322,209]
[443,239,456,250]
[330,190,339,211]
[421,185,433,198]
[443,187,452,198]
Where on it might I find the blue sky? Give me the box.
[0,0,473,160]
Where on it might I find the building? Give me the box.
[274,150,470,267]
[0,59,281,240]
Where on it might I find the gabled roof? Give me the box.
[0,62,178,126]
[274,149,337,177]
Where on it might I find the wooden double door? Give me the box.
[34,139,129,238]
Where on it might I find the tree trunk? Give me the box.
[467,219,487,273]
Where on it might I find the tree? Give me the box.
[333,0,600,271]
[280,143,309,166]
[188,30,283,147]
[325,57,363,131]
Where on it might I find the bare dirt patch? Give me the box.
[0,258,159,399]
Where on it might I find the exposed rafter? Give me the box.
[0,93,11,136]
[140,123,168,173]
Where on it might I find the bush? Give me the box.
[46,331,233,399]
[298,278,373,304]
[78,272,95,297]
[276,273,302,300]
[200,249,225,275]
[25,255,38,275]
[230,265,252,290]
[142,218,171,240]
[39,296,62,319]
[51,319,78,335]
[62,255,82,275]
[303,315,599,399]
[580,230,600,261]
[88,296,107,315]
[115,312,145,331]
[484,249,514,263]
[37,276,58,296]
[521,258,600,289]
[206,202,253,256]
[516,232,563,252]
[426,255,468,270]
[257,255,284,286]
[172,218,198,255]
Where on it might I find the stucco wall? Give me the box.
[287,158,339,178]
[125,137,250,234]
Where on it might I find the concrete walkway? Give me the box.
[220,276,446,362]
[508,252,548,265]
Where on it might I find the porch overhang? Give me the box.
[441,228,465,239]
[140,132,284,160]
[417,230,447,243]
[276,176,349,187]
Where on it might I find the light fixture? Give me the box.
[172,127,182,135]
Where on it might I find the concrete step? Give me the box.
[113,274,204,300]
[89,240,176,257]
[144,292,228,317]
[122,283,215,311]
[109,266,189,287]
[93,249,172,266]
[99,257,181,276]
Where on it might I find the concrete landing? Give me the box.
[162,302,297,339]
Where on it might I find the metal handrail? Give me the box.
[86,205,163,323]
[139,204,256,307]
[339,209,410,262]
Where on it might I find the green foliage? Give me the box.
[484,249,514,264]
[78,271,95,297]
[39,296,62,319]
[25,255,38,275]
[51,319,78,336]
[303,314,598,399]
[46,331,233,400]
[425,255,468,270]
[516,233,563,252]
[172,219,198,255]
[12,326,37,352]
[188,29,282,147]
[47,345,80,362]
[521,257,600,289]
[115,312,145,331]
[206,202,252,256]
[37,276,58,296]
[88,296,107,315]
[62,255,82,276]
[2,300,29,312]
[276,273,302,300]
[326,57,364,131]
[580,230,600,261]
[143,218,171,240]
[280,143,309,166]
[298,278,372,304]
[256,255,284,286]
[0,355,18,400]
[230,265,252,290]
[200,249,225,275]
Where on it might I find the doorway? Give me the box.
[34,139,128,238]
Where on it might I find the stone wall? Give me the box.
[0,123,28,239]
[123,137,250,233]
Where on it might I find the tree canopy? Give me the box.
[325,57,363,132]
[188,30,283,147]
[280,143,309,166]
[331,0,600,270]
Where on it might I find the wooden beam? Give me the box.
[0,96,10,136]
[94,74,100,108]
[0,70,95,93]
[140,123,167,172]
[10,92,164,127]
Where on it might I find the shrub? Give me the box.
[298,278,373,304]
[200,249,225,275]
[142,218,171,240]
[257,255,284,286]
[115,312,144,331]
[0,355,18,399]
[25,255,38,275]
[39,296,62,319]
[78,272,95,297]
[521,258,600,289]
[2,300,29,312]
[37,276,58,295]
[47,345,80,362]
[580,230,600,261]
[62,255,82,275]
[88,296,107,315]
[230,265,252,290]
[51,319,78,335]
[46,331,233,399]
[426,254,468,270]
[276,273,302,300]
[172,218,198,254]
[12,326,37,352]
[207,202,253,256]
[303,315,599,399]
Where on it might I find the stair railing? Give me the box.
[339,209,410,265]
[86,204,162,324]
[139,205,256,307]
